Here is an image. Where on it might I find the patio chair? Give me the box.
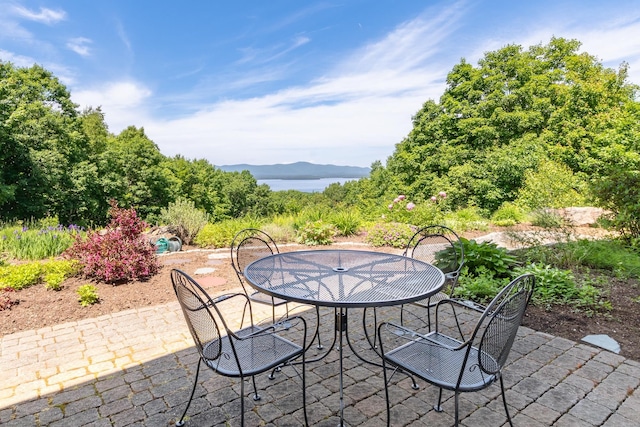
[231,228,289,323]
[402,225,465,330]
[231,228,323,349]
[378,273,535,426]
[171,269,308,426]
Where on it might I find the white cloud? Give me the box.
[66,37,92,57]
[72,81,153,132]
[11,5,66,25]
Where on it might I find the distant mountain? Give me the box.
[217,161,371,180]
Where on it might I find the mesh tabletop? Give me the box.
[244,249,445,308]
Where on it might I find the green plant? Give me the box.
[159,198,209,245]
[329,209,362,237]
[491,202,526,227]
[365,222,415,248]
[443,206,489,232]
[454,269,509,304]
[0,262,43,290]
[529,209,564,228]
[194,217,263,248]
[76,284,99,306]
[43,260,80,291]
[296,220,336,245]
[0,224,84,260]
[458,238,517,277]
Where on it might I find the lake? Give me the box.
[258,177,360,192]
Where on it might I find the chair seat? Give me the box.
[204,326,303,377]
[249,290,288,306]
[384,332,497,392]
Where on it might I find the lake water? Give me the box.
[258,177,360,192]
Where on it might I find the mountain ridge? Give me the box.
[217,161,370,180]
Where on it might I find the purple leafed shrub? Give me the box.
[0,288,19,311]
[65,201,160,283]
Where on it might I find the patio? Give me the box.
[2,284,640,426]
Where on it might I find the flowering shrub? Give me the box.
[365,222,415,248]
[65,201,160,283]
[384,192,449,227]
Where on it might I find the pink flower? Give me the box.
[393,198,400,203]
[438,191,447,198]
[397,195,406,200]
[430,196,437,202]
[406,202,415,211]
[388,204,394,210]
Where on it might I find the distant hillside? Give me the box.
[217,161,371,180]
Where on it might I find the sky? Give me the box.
[1,0,640,168]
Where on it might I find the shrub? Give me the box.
[0,262,43,290]
[443,206,489,231]
[43,260,81,291]
[454,270,509,304]
[491,202,526,227]
[77,284,99,306]
[365,222,415,248]
[296,220,336,245]
[329,209,362,237]
[65,202,159,283]
[513,263,596,307]
[194,217,263,248]
[159,198,209,245]
[459,237,517,277]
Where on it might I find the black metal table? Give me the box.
[244,249,445,426]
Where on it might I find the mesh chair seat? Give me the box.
[204,330,303,377]
[383,332,497,392]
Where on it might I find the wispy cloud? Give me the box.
[67,37,92,57]
[11,5,66,25]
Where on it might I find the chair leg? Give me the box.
[381,357,391,427]
[434,387,443,412]
[240,379,245,427]
[251,375,261,401]
[500,376,514,426]
[454,391,460,426]
[176,358,202,426]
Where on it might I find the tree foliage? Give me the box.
[383,38,640,217]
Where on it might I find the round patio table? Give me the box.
[244,249,445,426]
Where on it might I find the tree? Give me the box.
[98,126,175,221]
[0,61,91,223]
[384,37,639,213]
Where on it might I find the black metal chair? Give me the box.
[231,228,323,350]
[171,269,308,426]
[231,228,290,323]
[378,273,535,426]
[402,225,465,330]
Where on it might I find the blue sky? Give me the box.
[2,0,640,167]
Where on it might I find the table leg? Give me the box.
[336,308,347,426]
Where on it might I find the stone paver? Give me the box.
[2,280,640,426]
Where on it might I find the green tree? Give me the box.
[384,37,638,214]
[0,61,91,223]
[98,126,175,221]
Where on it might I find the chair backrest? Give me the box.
[475,273,535,375]
[171,269,224,363]
[404,225,464,276]
[231,228,279,279]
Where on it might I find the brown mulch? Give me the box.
[2,233,639,361]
